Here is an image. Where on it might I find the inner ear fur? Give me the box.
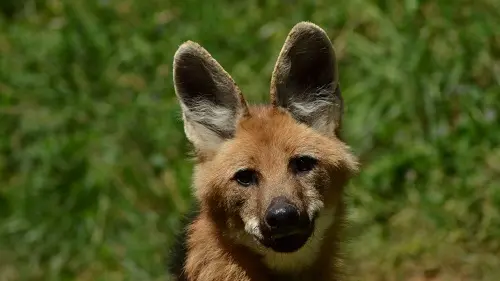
[173,41,249,153]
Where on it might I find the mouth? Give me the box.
[255,219,315,253]
[246,197,320,253]
[257,231,312,253]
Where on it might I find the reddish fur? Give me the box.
[184,214,269,281]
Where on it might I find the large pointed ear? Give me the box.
[173,41,249,153]
[270,22,343,137]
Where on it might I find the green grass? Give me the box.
[0,0,499,280]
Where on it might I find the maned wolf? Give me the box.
[168,21,359,281]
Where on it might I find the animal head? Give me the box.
[173,22,358,255]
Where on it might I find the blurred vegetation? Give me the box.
[0,0,499,280]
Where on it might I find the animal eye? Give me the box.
[233,169,258,187]
[290,156,318,173]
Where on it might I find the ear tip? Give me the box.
[173,40,207,62]
[290,21,328,36]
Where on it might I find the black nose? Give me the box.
[264,197,302,235]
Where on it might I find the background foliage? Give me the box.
[0,0,499,280]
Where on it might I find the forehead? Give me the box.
[216,106,327,169]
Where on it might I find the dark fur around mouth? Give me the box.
[258,220,315,253]
[259,231,312,253]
